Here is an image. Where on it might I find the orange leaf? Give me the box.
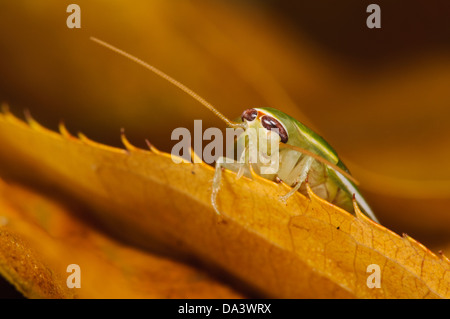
[0,179,244,298]
[0,110,449,298]
[1,0,448,239]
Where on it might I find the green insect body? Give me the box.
[90,37,380,224]
[213,107,379,223]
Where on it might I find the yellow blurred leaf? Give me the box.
[0,179,243,298]
[0,109,449,298]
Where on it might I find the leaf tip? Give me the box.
[77,131,87,141]
[438,250,450,263]
[58,121,76,139]
[190,147,204,164]
[353,197,379,227]
[78,132,98,147]
[249,164,271,184]
[145,139,160,154]
[0,103,15,121]
[23,108,33,124]
[304,180,314,199]
[77,131,128,154]
[1,102,10,114]
[248,163,257,178]
[401,232,440,260]
[23,109,45,131]
[120,128,138,152]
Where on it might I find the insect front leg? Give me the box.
[211,158,225,216]
[211,153,251,216]
[279,156,314,204]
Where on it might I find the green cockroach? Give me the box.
[90,37,379,223]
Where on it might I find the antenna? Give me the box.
[90,37,244,129]
[89,37,356,184]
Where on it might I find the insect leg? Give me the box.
[211,157,225,216]
[279,156,314,204]
[236,144,249,179]
[211,153,251,216]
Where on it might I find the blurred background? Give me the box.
[0,0,450,295]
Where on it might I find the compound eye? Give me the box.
[241,108,258,122]
[260,115,288,143]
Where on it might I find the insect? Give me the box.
[90,37,380,224]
